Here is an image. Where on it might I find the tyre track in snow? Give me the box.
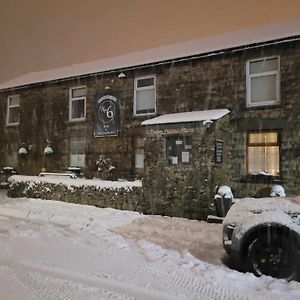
[70,231,253,300]
[0,216,252,300]
[0,216,185,299]
[0,200,292,300]
[0,257,178,300]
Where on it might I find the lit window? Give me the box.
[69,86,86,121]
[70,139,85,167]
[134,76,156,115]
[7,95,20,126]
[246,57,280,107]
[166,136,192,165]
[247,132,280,176]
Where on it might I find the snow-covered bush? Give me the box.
[270,184,286,197]
[95,154,117,180]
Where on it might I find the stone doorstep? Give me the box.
[207,215,224,223]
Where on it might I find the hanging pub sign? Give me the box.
[214,139,223,164]
[94,94,120,137]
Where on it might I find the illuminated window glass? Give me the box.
[247,132,280,176]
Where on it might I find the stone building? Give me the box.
[1,30,300,219]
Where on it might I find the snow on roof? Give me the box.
[141,109,230,126]
[1,19,300,91]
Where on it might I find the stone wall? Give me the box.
[8,176,146,213]
[1,39,300,219]
[0,74,146,179]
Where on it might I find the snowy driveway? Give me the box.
[0,190,299,300]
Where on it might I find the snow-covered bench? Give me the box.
[39,172,77,179]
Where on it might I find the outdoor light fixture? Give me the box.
[203,119,213,128]
[203,119,213,132]
[118,72,126,79]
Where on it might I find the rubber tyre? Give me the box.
[247,227,299,281]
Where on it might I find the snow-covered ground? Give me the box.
[0,190,299,300]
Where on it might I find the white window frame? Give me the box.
[134,75,156,116]
[6,95,20,126]
[246,56,280,107]
[69,86,86,122]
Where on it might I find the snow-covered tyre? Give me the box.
[246,227,299,281]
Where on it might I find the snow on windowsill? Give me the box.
[8,175,142,191]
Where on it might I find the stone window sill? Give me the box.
[240,174,283,184]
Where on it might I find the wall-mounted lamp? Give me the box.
[118,72,126,79]
[203,119,213,132]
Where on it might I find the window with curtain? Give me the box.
[134,75,156,115]
[247,132,280,176]
[246,57,280,107]
[69,139,85,167]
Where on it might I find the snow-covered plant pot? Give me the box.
[1,166,17,187]
[270,185,286,197]
[2,166,16,175]
[214,185,234,218]
[215,185,234,200]
[44,146,54,156]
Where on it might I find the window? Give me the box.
[134,75,156,115]
[70,139,85,167]
[6,144,17,168]
[135,138,144,170]
[69,86,86,121]
[247,132,280,176]
[246,56,280,107]
[166,136,192,165]
[7,95,20,126]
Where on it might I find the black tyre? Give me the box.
[247,227,299,280]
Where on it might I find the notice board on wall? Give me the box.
[214,139,223,164]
